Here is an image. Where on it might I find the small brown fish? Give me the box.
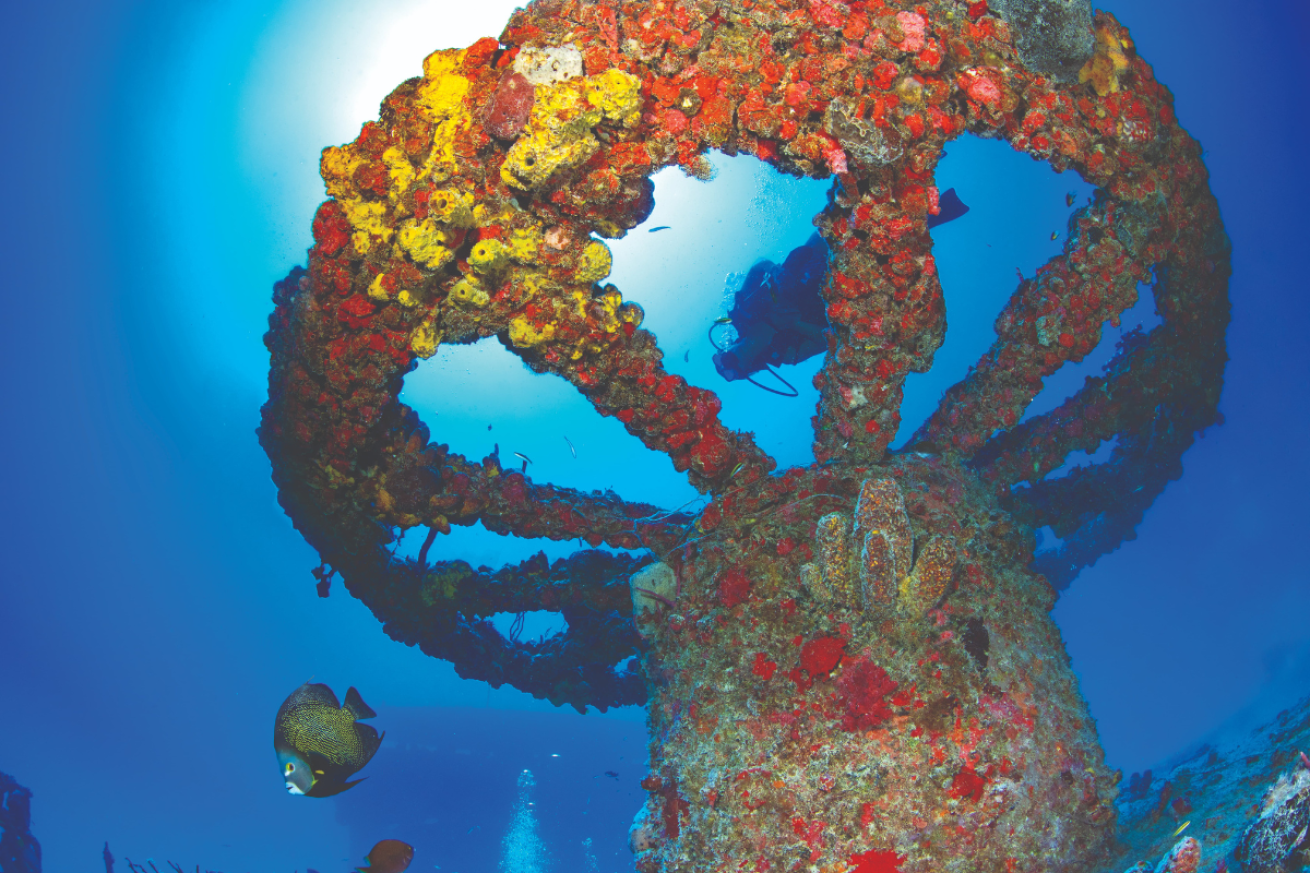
[1051,231,1059,240]
[1065,191,1076,207]
[358,839,414,873]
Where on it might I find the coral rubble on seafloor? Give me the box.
[258,0,1232,867]
[0,771,41,873]
[1118,836,1203,873]
[1103,694,1310,873]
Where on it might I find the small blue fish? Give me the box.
[1065,191,1076,207]
[648,226,671,233]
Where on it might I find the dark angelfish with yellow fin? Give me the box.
[274,682,382,797]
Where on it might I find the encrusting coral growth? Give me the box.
[259,0,1231,868]
[801,476,960,617]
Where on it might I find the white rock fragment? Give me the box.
[630,561,676,635]
[513,44,584,86]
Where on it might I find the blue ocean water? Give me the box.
[0,0,1307,870]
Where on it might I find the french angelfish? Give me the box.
[274,682,383,797]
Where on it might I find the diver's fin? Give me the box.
[927,187,970,229]
[343,686,376,719]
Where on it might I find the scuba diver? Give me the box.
[711,188,968,395]
[710,232,829,396]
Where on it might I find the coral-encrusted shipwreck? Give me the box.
[258,0,1233,868]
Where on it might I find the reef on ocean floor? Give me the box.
[0,771,41,873]
[1104,695,1310,873]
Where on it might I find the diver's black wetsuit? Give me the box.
[712,233,830,383]
[711,188,968,388]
